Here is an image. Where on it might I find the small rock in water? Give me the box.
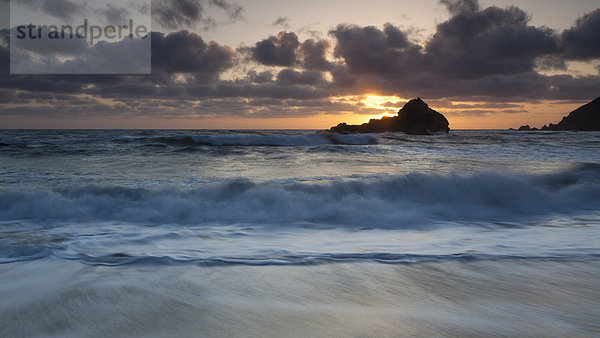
[330,97,450,135]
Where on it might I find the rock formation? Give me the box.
[512,97,600,131]
[330,98,450,135]
[546,97,600,131]
[512,125,538,131]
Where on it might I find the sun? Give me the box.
[362,95,406,120]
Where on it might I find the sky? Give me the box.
[0,0,599,129]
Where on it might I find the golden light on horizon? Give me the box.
[361,95,406,121]
[361,95,405,110]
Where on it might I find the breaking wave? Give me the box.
[2,164,599,228]
[149,132,379,146]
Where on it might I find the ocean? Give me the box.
[1,129,599,336]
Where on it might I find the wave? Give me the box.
[1,164,599,228]
[63,252,600,267]
[147,132,378,147]
[0,132,379,150]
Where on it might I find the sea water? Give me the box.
[0,130,599,336]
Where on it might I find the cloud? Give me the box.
[561,9,600,60]
[300,39,332,70]
[272,17,290,28]
[426,3,560,78]
[439,0,479,14]
[2,0,600,122]
[251,31,300,67]
[152,0,243,30]
[276,69,324,86]
[153,0,206,30]
[100,4,130,23]
[247,70,273,83]
[7,24,151,74]
[56,38,151,74]
[17,0,85,21]
[209,0,243,20]
[151,30,234,78]
[330,23,422,75]
[247,32,332,70]
[0,29,234,89]
[324,0,600,101]
[8,26,90,56]
[331,1,560,79]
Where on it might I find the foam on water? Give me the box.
[1,164,599,266]
[1,130,599,266]
[1,164,599,226]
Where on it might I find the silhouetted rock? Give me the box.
[549,97,600,131]
[330,98,450,135]
[512,97,600,131]
[0,142,9,147]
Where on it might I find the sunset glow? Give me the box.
[2,1,600,335]
[1,0,599,129]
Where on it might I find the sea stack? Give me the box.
[330,98,450,135]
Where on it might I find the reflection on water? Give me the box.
[1,260,598,336]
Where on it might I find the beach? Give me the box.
[1,259,598,336]
[1,129,599,336]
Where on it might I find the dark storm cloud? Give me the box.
[152,0,243,30]
[329,64,358,88]
[331,0,586,84]
[300,39,332,70]
[100,4,130,23]
[390,72,599,101]
[189,82,330,100]
[247,32,333,70]
[153,0,206,30]
[151,31,234,77]
[276,69,324,86]
[247,71,274,84]
[208,0,243,20]
[0,30,234,92]
[251,31,300,67]
[425,4,560,78]
[561,9,600,60]
[0,89,17,103]
[439,0,479,14]
[42,0,84,20]
[330,23,422,75]
[0,43,8,74]
[18,0,85,20]
[330,1,559,80]
[324,0,599,102]
[433,101,525,110]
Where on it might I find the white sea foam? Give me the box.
[2,166,599,227]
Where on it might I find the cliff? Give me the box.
[513,97,600,131]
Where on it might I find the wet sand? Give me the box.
[1,258,599,337]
